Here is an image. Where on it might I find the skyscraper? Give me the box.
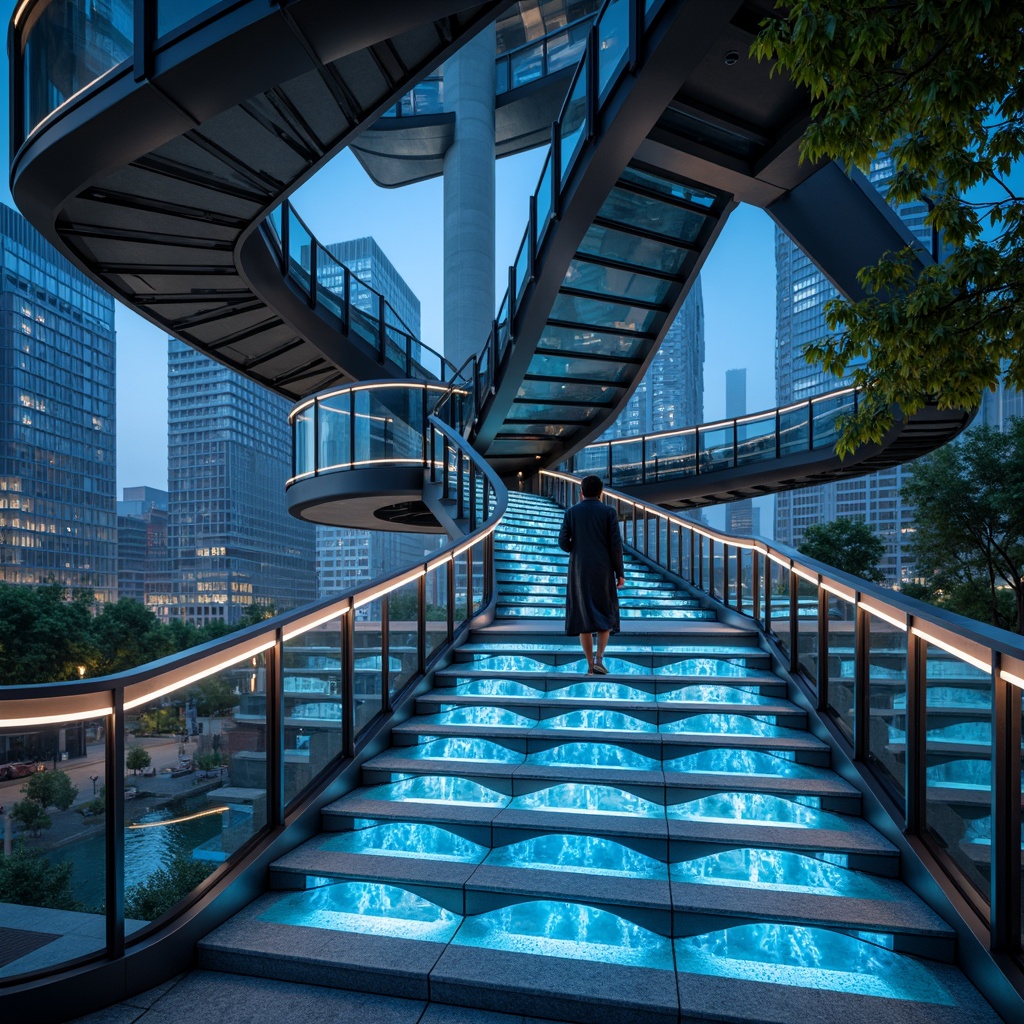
[599,277,704,440]
[167,340,316,624]
[774,155,933,582]
[117,486,171,617]
[724,368,760,536]
[0,204,117,603]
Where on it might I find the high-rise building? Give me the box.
[167,340,316,624]
[312,238,434,599]
[117,486,171,616]
[599,278,704,440]
[774,155,934,582]
[0,203,117,602]
[724,368,760,536]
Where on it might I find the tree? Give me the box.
[902,420,1024,633]
[11,799,51,836]
[125,745,152,775]
[0,842,79,910]
[89,599,172,675]
[22,768,78,811]
[753,2,1024,455]
[798,517,886,583]
[124,856,214,921]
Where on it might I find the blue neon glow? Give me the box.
[486,834,667,878]
[549,681,653,701]
[664,748,821,779]
[538,709,656,731]
[658,684,775,705]
[260,882,461,942]
[675,924,955,1003]
[431,706,535,727]
[668,793,847,829]
[454,901,674,969]
[451,678,545,698]
[400,737,522,763]
[511,783,662,817]
[671,848,891,898]
[360,775,508,806]
[324,823,488,862]
[660,714,787,736]
[529,742,659,771]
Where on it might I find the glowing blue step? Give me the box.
[485,833,667,880]
[260,882,461,943]
[358,775,510,807]
[527,742,661,772]
[452,900,673,970]
[321,823,488,864]
[509,783,663,818]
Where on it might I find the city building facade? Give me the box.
[116,486,171,616]
[598,278,704,441]
[774,156,934,583]
[0,203,117,603]
[724,368,760,536]
[166,340,316,625]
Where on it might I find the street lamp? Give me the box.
[90,775,99,795]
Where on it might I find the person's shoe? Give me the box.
[591,662,609,675]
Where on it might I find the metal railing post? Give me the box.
[854,601,869,762]
[105,688,125,958]
[904,627,925,832]
[788,567,799,675]
[266,633,284,825]
[991,653,1022,952]
[342,599,356,758]
[816,584,829,711]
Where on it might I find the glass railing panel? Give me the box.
[778,405,810,456]
[425,566,449,663]
[515,232,530,303]
[353,613,384,738]
[317,392,352,472]
[574,444,609,477]
[0,722,106,976]
[597,0,629,99]
[579,223,689,275]
[266,205,283,250]
[609,440,643,486]
[812,392,857,451]
[679,523,692,582]
[598,187,707,244]
[739,548,754,616]
[866,616,908,811]
[535,152,553,243]
[283,621,343,805]
[293,402,315,478]
[647,430,696,481]
[353,387,424,465]
[546,20,592,75]
[314,248,345,322]
[559,61,588,185]
[736,414,776,466]
[825,595,856,742]
[23,0,134,135]
[923,646,995,906]
[348,275,377,345]
[711,541,724,602]
[698,425,733,473]
[388,582,420,701]
[506,41,545,90]
[455,549,470,625]
[287,215,313,296]
[156,0,217,38]
[659,517,669,572]
[796,577,819,692]
[769,561,792,659]
[496,58,510,94]
[472,543,488,616]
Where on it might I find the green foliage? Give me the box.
[132,708,180,735]
[0,583,96,684]
[388,594,447,621]
[22,768,78,811]
[902,420,1024,632]
[90,599,173,675]
[125,745,152,774]
[798,517,886,583]
[11,799,51,835]
[0,842,79,910]
[754,1,1024,454]
[186,676,237,717]
[124,856,214,921]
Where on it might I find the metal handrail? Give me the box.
[0,415,506,986]
[541,466,1024,966]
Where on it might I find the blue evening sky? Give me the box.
[0,2,778,493]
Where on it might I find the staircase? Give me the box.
[198,492,1000,1023]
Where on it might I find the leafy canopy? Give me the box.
[754,1,1024,454]
[797,516,886,583]
[901,419,1024,633]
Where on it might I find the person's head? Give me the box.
[580,475,603,499]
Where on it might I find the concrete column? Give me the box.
[443,23,496,370]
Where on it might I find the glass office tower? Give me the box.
[167,340,316,624]
[0,203,117,603]
[598,278,704,440]
[774,156,933,583]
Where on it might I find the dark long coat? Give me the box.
[557,498,625,635]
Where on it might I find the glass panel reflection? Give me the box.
[388,581,420,700]
[598,187,707,244]
[425,566,449,663]
[597,0,629,98]
[867,615,908,810]
[647,430,696,480]
[579,223,689,275]
[825,596,856,741]
[796,577,819,693]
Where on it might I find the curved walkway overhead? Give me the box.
[11,0,509,399]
